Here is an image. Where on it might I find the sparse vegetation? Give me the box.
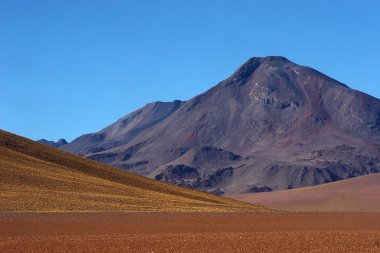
[0,130,267,212]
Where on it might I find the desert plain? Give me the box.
[1,212,380,252]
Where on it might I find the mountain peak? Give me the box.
[246,56,290,63]
[229,56,293,86]
[262,55,290,62]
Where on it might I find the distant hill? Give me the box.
[58,56,380,195]
[229,173,380,212]
[38,138,68,148]
[0,130,266,212]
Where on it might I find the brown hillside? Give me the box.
[0,130,266,212]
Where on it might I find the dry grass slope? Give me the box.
[0,130,268,212]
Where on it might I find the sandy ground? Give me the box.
[1,212,380,252]
[230,173,380,212]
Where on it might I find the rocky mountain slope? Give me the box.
[58,56,380,195]
[61,100,185,155]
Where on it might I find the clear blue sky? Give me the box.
[1,0,379,141]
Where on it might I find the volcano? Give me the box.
[58,56,380,195]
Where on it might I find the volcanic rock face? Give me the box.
[59,56,380,195]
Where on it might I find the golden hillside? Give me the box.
[0,130,267,212]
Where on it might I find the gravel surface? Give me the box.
[1,212,379,252]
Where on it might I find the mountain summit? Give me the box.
[59,56,380,195]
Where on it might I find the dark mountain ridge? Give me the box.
[38,138,68,148]
[58,56,380,195]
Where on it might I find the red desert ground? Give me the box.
[1,130,380,252]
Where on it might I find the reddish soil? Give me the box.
[1,212,380,252]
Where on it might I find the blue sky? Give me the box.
[1,0,379,141]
